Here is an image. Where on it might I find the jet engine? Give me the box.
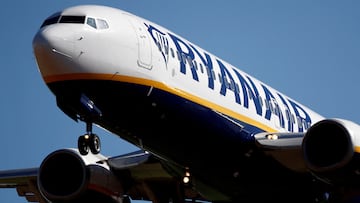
[302,119,360,185]
[38,148,124,203]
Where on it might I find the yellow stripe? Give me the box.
[44,73,277,133]
[355,146,360,153]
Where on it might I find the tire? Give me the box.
[89,134,101,154]
[78,135,89,155]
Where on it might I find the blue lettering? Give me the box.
[190,45,215,89]
[261,85,285,128]
[277,93,293,132]
[216,60,240,104]
[288,100,311,132]
[145,25,310,132]
[233,69,262,116]
[168,34,199,81]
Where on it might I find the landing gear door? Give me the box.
[125,14,153,70]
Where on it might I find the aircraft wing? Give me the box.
[0,149,202,203]
[0,168,47,203]
[254,132,308,172]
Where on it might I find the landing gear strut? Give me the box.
[77,94,103,155]
[78,122,101,155]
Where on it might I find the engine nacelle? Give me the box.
[302,119,360,184]
[38,148,123,203]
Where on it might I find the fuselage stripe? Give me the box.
[44,73,277,133]
[355,146,360,154]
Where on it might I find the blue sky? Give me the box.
[1,1,360,202]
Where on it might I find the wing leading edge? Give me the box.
[0,168,46,203]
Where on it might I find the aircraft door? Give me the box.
[125,14,153,70]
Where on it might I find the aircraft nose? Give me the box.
[33,26,76,57]
[33,26,77,79]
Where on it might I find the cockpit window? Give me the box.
[97,19,109,29]
[40,12,61,28]
[59,16,86,24]
[40,14,109,30]
[86,17,109,30]
[87,17,97,29]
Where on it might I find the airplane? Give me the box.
[0,4,360,203]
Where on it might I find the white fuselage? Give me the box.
[33,5,324,137]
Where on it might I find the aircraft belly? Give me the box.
[50,80,263,161]
[48,79,257,150]
[47,79,316,201]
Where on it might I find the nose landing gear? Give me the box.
[78,134,100,155]
[76,94,103,156]
[78,122,101,155]
[78,133,101,155]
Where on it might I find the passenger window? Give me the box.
[199,63,204,73]
[297,117,303,129]
[248,89,253,100]
[212,70,216,80]
[87,17,97,29]
[258,96,264,107]
[193,60,198,70]
[187,56,193,67]
[218,74,223,84]
[176,51,181,61]
[285,109,291,120]
[170,48,175,58]
[235,83,240,94]
[230,80,235,91]
[181,53,187,65]
[157,42,161,51]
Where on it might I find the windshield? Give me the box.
[40,14,109,30]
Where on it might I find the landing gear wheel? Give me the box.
[89,134,101,154]
[122,195,131,203]
[78,135,90,155]
[78,122,101,155]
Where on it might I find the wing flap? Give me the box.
[108,150,173,180]
[108,150,191,201]
[108,150,151,169]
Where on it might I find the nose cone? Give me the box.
[33,26,77,81]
